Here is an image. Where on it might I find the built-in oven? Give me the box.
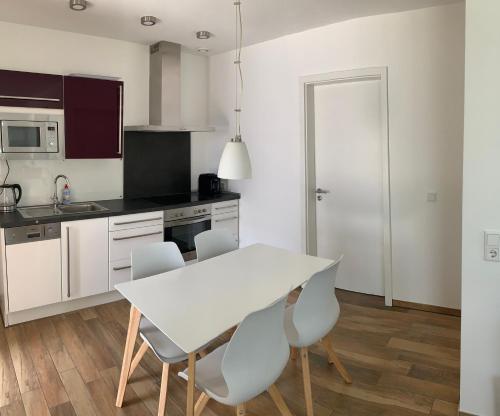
[0,110,64,159]
[164,204,212,261]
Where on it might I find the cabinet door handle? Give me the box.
[214,217,238,223]
[66,227,71,298]
[113,231,163,241]
[113,217,163,226]
[214,205,238,210]
[113,265,132,271]
[117,84,123,155]
[0,94,60,102]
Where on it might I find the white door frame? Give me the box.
[300,67,393,306]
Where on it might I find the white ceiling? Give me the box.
[0,0,462,54]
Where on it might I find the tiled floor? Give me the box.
[0,289,460,415]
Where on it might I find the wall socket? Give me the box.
[484,231,500,262]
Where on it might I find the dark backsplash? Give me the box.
[123,131,191,199]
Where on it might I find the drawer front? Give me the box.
[212,200,239,215]
[109,211,163,232]
[109,224,163,262]
[211,212,239,244]
[109,259,132,290]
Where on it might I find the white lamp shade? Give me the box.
[218,141,252,180]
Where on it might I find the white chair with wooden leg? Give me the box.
[179,294,294,416]
[285,256,351,416]
[127,242,206,416]
[195,229,238,262]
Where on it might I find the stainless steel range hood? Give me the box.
[125,41,213,133]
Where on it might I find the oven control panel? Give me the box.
[164,204,212,221]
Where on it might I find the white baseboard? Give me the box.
[1,290,123,326]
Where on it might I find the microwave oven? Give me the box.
[0,110,64,159]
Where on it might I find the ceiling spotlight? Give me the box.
[141,16,158,26]
[69,0,87,11]
[196,31,212,40]
[197,48,210,53]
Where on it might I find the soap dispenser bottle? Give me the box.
[62,184,71,205]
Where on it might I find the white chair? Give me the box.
[127,242,204,416]
[195,229,238,262]
[179,295,294,416]
[286,256,351,416]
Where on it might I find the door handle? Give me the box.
[315,188,330,194]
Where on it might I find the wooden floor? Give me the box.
[0,290,460,416]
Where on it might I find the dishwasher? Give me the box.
[5,223,62,312]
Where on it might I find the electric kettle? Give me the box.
[0,184,22,212]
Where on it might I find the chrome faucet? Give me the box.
[52,174,69,208]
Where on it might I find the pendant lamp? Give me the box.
[218,0,252,180]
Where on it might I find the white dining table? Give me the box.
[114,243,333,415]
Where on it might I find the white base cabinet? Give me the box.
[61,218,109,301]
[211,201,239,244]
[108,211,164,290]
[6,239,62,312]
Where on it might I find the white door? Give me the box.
[61,218,109,300]
[313,78,386,296]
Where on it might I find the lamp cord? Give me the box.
[234,1,243,141]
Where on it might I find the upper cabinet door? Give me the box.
[0,70,63,109]
[64,76,123,159]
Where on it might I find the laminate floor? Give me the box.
[0,290,460,416]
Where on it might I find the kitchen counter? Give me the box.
[0,192,240,228]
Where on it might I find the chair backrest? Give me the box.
[220,294,290,405]
[131,241,185,280]
[195,229,238,262]
[292,256,343,347]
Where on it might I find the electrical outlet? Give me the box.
[484,231,500,262]
[486,247,499,261]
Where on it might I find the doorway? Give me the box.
[301,68,392,305]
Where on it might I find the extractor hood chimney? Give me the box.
[125,41,213,133]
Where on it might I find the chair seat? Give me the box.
[139,317,190,363]
[179,344,230,403]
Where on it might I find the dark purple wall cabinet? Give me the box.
[64,76,123,159]
[0,70,63,109]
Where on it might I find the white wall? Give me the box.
[460,1,500,414]
[197,3,465,309]
[0,21,149,205]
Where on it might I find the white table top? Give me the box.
[115,244,333,353]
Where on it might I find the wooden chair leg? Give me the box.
[290,347,298,360]
[321,335,352,384]
[195,393,210,416]
[236,403,246,415]
[128,341,149,380]
[116,305,141,407]
[300,347,314,416]
[268,384,293,416]
[157,363,170,416]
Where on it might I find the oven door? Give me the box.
[0,120,58,153]
[164,216,212,261]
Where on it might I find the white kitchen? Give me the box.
[0,1,497,415]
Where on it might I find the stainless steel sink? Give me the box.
[18,202,108,218]
[18,205,62,219]
[57,202,108,214]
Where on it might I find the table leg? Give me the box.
[186,352,196,416]
[116,305,141,407]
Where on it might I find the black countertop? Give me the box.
[0,192,240,228]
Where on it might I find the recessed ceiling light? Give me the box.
[197,48,210,53]
[69,0,87,11]
[196,31,212,40]
[141,16,159,26]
